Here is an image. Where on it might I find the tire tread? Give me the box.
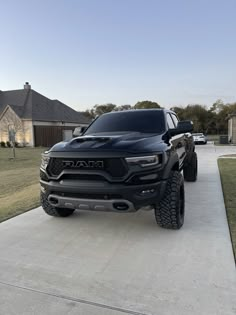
[155,171,184,230]
[183,152,198,182]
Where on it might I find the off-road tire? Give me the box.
[40,192,75,217]
[154,171,185,230]
[183,151,198,182]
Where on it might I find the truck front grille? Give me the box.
[47,158,128,178]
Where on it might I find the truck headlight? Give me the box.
[125,155,159,167]
[41,155,50,170]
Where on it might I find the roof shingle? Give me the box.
[0,89,90,124]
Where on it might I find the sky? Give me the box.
[0,0,236,111]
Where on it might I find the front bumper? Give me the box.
[194,139,207,144]
[40,179,167,212]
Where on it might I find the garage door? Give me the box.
[34,126,76,147]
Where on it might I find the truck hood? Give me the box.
[49,132,166,154]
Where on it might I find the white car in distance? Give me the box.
[192,133,207,144]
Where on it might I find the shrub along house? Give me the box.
[0,83,90,147]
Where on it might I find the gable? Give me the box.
[0,88,91,124]
[0,105,23,134]
[0,89,29,115]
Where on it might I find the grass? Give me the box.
[218,158,236,259]
[0,147,46,222]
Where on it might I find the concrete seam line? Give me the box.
[0,280,151,315]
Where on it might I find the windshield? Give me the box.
[84,110,165,135]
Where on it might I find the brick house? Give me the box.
[0,83,90,147]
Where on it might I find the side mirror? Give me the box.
[73,126,87,137]
[169,120,193,136]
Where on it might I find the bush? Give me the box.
[6,141,11,148]
[0,141,6,148]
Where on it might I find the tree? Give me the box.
[209,99,225,114]
[215,102,236,134]
[171,104,209,133]
[86,103,117,119]
[115,104,133,111]
[134,100,161,109]
[172,101,236,134]
[170,106,186,120]
[86,100,162,118]
[0,106,24,157]
[0,107,24,140]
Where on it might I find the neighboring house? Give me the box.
[228,112,236,144]
[0,83,91,147]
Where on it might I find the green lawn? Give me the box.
[0,147,46,222]
[218,158,236,259]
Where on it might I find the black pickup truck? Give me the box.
[40,109,197,229]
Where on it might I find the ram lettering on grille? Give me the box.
[62,160,104,169]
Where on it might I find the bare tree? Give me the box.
[0,107,25,157]
[0,107,23,140]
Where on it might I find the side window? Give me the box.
[171,114,179,128]
[167,114,175,129]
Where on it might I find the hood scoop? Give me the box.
[69,136,113,149]
[71,136,111,144]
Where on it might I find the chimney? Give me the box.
[24,82,31,89]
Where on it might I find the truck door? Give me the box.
[167,113,186,169]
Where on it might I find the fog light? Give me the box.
[140,189,155,195]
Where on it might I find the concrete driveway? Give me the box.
[0,144,236,315]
